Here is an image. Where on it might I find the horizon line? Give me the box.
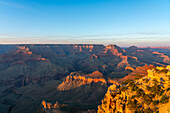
[0,44,170,48]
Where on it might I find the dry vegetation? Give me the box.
[98,66,170,113]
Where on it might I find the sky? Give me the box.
[0,0,170,47]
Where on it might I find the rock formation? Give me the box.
[57,72,107,91]
[38,100,66,113]
[98,65,170,113]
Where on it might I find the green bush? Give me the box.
[134,74,143,80]
[127,99,135,108]
[150,84,163,96]
[129,81,138,91]
[158,69,168,74]
[148,94,155,98]
[129,81,135,87]
[103,100,107,104]
[131,85,138,91]
[131,95,136,99]
[144,108,153,113]
[127,99,140,112]
[136,88,144,97]
[143,94,152,105]
[152,78,158,85]
[152,107,159,113]
[146,86,151,91]
[154,68,159,73]
[121,79,133,85]
[155,68,168,74]
[153,100,159,105]
[158,90,164,96]
[120,86,127,92]
[143,78,149,83]
[160,95,169,104]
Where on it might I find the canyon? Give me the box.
[0,44,170,113]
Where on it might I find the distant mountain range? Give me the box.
[0,44,170,113]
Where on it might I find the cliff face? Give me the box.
[0,45,48,63]
[57,72,108,91]
[98,66,170,113]
[125,46,170,65]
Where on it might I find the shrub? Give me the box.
[158,69,168,74]
[148,94,155,98]
[154,68,159,72]
[136,88,144,97]
[166,88,170,91]
[153,100,159,105]
[121,79,132,85]
[143,94,152,105]
[152,78,158,85]
[158,90,164,96]
[144,108,153,113]
[150,84,163,96]
[131,95,136,99]
[120,86,127,92]
[129,81,138,91]
[119,97,123,100]
[103,100,107,104]
[129,81,135,87]
[127,100,135,108]
[143,78,149,83]
[131,85,138,91]
[160,95,169,104]
[146,86,151,91]
[127,99,140,111]
[134,74,143,80]
[153,107,159,113]
[155,68,168,74]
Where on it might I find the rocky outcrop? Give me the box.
[128,64,154,76]
[0,45,48,63]
[38,100,97,113]
[98,66,170,113]
[125,46,170,65]
[117,64,155,83]
[38,100,66,113]
[57,72,107,91]
[85,71,103,78]
[104,45,125,56]
[152,51,170,64]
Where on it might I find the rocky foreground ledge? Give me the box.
[98,66,170,113]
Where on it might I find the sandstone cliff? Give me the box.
[57,72,108,91]
[98,66,170,113]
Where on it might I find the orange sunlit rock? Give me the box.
[58,71,108,91]
[42,100,47,109]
